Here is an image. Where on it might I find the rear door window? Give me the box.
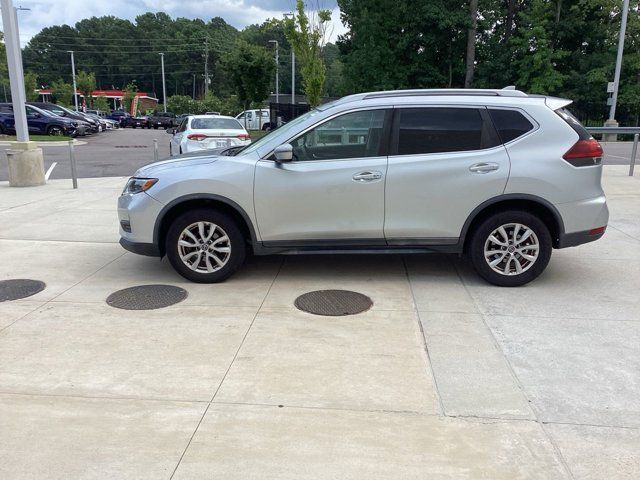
[395,108,496,155]
[488,109,534,143]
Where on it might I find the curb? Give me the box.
[0,139,87,147]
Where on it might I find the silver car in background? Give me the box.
[119,88,608,287]
[168,115,251,156]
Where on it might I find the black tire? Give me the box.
[468,210,552,287]
[154,126,158,129]
[165,209,246,283]
[47,125,64,136]
[262,123,271,131]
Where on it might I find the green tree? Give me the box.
[222,39,274,126]
[93,95,111,113]
[76,70,97,108]
[122,81,138,113]
[284,0,331,106]
[24,72,40,101]
[337,0,468,91]
[50,79,74,106]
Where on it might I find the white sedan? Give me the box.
[168,115,251,156]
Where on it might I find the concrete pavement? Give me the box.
[0,167,638,479]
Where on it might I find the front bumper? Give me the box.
[119,238,161,256]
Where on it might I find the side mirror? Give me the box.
[166,128,175,135]
[274,143,293,162]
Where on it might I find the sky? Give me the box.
[13,0,348,45]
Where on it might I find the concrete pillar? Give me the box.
[603,119,619,142]
[5,142,45,187]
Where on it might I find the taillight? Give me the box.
[562,139,603,167]
[237,133,250,141]
[187,133,207,141]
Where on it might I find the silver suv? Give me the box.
[118,88,608,287]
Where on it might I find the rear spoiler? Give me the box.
[544,96,573,111]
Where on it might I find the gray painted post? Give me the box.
[629,134,639,177]
[68,140,78,189]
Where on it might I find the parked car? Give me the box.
[147,111,176,129]
[235,109,271,130]
[0,103,86,137]
[167,115,250,156]
[125,115,148,129]
[79,112,108,132]
[28,102,101,134]
[108,110,130,127]
[119,88,608,286]
[205,111,221,115]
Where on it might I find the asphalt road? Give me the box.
[0,128,637,181]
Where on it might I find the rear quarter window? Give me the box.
[555,108,591,140]
[488,109,534,143]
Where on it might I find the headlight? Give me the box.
[122,177,158,195]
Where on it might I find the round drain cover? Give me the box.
[106,284,188,310]
[0,279,46,302]
[294,289,373,316]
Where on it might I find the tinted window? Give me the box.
[291,109,386,161]
[190,118,243,130]
[396,108,490,155]
[555,108,591,140]
[489,109,534,143]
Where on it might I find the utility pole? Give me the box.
[268,40,279,103]
[608,0,629,121]
[284,12,296,105]
[1,0,45,186]
[204,37,209,97]
[159,52,167,112]
[67,50,78,111]
[192,74,196,99]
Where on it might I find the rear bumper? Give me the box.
[119,238,161,257]
[557,228,606,248]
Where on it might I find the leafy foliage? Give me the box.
[284,0,332,106]
[24,73,40,101]
[222,39,275,111]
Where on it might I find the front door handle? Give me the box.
[469,162,500,174]
[352,171,382,182]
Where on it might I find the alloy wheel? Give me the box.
[483,223,539,276]
[177,221,231,273]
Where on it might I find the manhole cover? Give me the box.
[294,289,373,316]
[106,284,188,310]
[0,279,46,302]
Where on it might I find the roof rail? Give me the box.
[362,88,528,100]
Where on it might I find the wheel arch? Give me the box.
[461,194,565,251]
[153,194,258,256]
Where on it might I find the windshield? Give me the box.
[239,108,321,156]
[191,117,243,130]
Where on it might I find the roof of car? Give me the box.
[320,88,570,111]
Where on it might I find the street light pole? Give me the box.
[284,12,295,105]
[159,52,167,112]
[608,0,629,121]
[2,0,29,141]
[268,40,279,103]
[67,50,78,111]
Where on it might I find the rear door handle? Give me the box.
[352,171,383,182]
[469,162,500,174]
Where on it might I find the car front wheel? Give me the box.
[468,210,552,287]
[165,209,246,283]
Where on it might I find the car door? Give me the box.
[25,107,45,134]
[384,106,510,243]
[254,108,391,243]
[171,118,188,153]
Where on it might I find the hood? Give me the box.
[135,154,218,177]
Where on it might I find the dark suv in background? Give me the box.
[0,103,85,137]
[147,111,176,129]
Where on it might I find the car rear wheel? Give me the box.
[468,210,552,287]
[165,209,246,283]
[47,125,64,136]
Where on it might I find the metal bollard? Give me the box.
[153,139,159,162]
[629,133,639,177]
[68,139,78,189]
